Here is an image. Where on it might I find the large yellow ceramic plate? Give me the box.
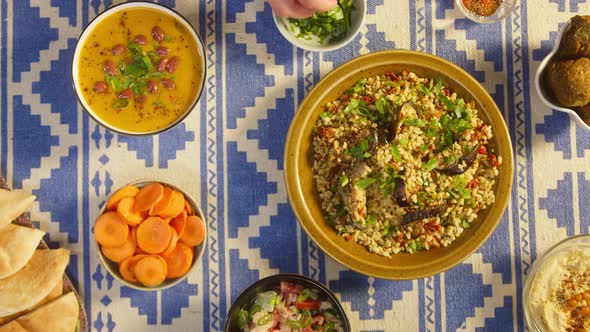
[284,50,514,280]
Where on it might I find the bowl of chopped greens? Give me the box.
[224,274,350,332]
[272,0,365,52]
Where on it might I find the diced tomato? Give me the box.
[467,179,480,189]
[386,72,400,81]
[489,153,499,167]
[478,146,487,155]
[296,300,321,310]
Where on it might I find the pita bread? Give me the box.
[14,292,79,332]
[0,249,69,317]
[0,189,35,230]
[0,224,44,279]
[0,321,26,332]
[0,275,62,325]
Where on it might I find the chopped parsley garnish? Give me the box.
[346,139,370,160]
[404,118,426,127]
[423,158,438,171]
[288,0,355,45]
[355,177,377,189]
[366,215,377,225]
[391,142,402,162]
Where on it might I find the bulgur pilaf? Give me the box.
[312,71,501,256]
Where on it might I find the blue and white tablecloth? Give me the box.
[1,0,589,331]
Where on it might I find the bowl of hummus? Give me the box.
[524,235,590,331]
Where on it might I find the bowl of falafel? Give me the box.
[536,15,590,131]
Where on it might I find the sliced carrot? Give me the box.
[184,200,195,216]
[133,255,168,287]
[159,190,185,219]
[170,211,187,238]
[180,215,206,247]
[134,182,164,212]
[149,186,173,216]
[117,197,147,226]
[161,226,179,256]
[162,242,193,278]
[95,211,130,247]
[119,255,143,283]
[136,216,172,254]
[106,185,140,211]
[102,231,136,262]
[131,227,143,254]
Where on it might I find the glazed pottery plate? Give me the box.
[284,50,514,280]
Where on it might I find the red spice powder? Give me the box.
[462,0,503,17]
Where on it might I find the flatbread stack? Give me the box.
[0,189,79,332]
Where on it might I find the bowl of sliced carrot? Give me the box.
[94,180,206,290]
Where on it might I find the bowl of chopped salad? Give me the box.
[224,274,350,332]
[272,0,365,52]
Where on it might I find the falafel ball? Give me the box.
[546,57,590,107]
[560,15,590,58]
[575,104,590,126]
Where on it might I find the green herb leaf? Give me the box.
[355,177,376,189]
[375,96,390,114]
[423,158,438,171]
[391,142,402,162]
[164,34,173,42]
[366,215,377,225]
[404,118,426,127]
[340,175,349,187]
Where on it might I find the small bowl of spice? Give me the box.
[272,0,365,52]
[456,0,517,24]
[523,234,590,331]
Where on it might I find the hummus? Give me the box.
[528,246,590,331]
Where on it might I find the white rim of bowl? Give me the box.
[272,0,366,52]
[95,179,207,291]
[535,19,590,131]
[71,2,206,136]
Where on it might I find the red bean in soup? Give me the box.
[77,8,203,133]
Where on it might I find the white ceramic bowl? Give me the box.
[71,2,206,136]
[95,179,206,291]
[535,19,590,131]
[272,0,366,52]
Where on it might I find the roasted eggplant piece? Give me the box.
[440,145,480,175]
[402,203,448,224]
[393,178,410,207]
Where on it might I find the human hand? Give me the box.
[268,0,338,19]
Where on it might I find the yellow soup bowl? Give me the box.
[72,2,206,135]
[284,50,514,280]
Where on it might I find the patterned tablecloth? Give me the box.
[1,0,589,331]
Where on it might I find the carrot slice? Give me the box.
[184,200,195,216]
[136,217,172,254]
[102,231,136,262]
[161,226,179,256]
[133,255,168,287]
[134,182,164,212]
[119,255,144,283]
[170,211,187,238]
[117,197,146,226]
[106,185,140,211]
[162,242,193,278]
[95,211,130,247]
[159,190,185,218]
[180,215,206,247]
[149,186,173,216]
